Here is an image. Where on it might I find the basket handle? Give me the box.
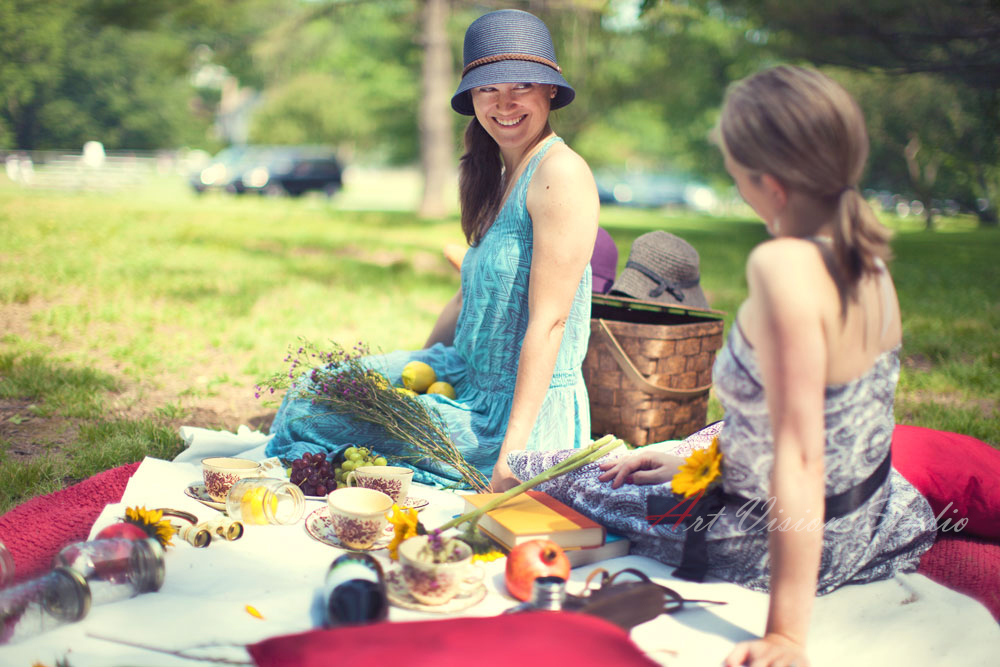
[595,319,712,399]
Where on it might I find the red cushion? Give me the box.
[918,534,1000,621]
[248,612,660,667]
[892,424,1000,540]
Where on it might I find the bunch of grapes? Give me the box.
[333,446,388,487]
[288,452,337,497]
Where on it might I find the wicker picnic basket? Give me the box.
[583,294,725,446]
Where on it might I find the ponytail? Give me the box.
[459,118,503,246]
[830,186,893,307]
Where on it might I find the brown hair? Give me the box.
[719,65,891,303]
[459,118,503,246]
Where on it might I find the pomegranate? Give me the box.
[95,522,148,541]
[504,539,571,601]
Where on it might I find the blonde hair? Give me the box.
[719,65,891,302]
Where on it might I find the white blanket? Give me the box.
[1,428,997,666]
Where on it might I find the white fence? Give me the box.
[1,147,202,191]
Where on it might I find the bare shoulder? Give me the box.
[746,238,838,314]
[530,142,596,196]
[747,238,830,287]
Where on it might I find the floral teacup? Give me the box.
[326,487,394,549]
[345,466,413,504]
[397,534,484,606]
[201,457,262,503]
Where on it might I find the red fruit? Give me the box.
[96,522,148,541]
[504,539,571,602]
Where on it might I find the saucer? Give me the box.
[400,496,429,512]
[385,567,487,613]
[185,483,226,511]
[301,493,428,512]
[304,506,393,551]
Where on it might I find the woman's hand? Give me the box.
[490,456,520,492]
[724,633,808,667]
[597,450,684,488]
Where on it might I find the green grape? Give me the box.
[343,446,358,459]
[341,460,357,472]
[347,452,363,463]
[358,447,370,457]
[373,457,388,466]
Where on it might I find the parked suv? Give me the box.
[239,147,343,197]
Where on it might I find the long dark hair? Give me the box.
[459,117,503,246]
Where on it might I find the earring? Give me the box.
[770,216,781,235]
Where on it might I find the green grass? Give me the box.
[0,176,997,511]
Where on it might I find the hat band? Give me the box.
[462,53,562,78]
[625,260,700,303]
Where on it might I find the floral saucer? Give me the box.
[302,494,429,512]
[184,483,226,512]
[385,567,486,613]
[304,506,393,551]
[399,496,429,512]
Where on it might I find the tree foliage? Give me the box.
[688,0,1000,223]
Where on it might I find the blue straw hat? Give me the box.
[451,9,575,116]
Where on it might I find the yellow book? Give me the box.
[462,490,606,550]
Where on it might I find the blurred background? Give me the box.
[1,0,996,227]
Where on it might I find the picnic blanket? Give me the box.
[0,431,998,666]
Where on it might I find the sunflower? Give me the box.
[385,503,421,560]
[124,506,176,548]
[671,436,723,499]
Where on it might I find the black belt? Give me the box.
[647,451,893,582]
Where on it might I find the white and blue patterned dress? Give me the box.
[266,136,592,487]
[510,319,936,593]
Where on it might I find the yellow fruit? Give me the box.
[401,361,436,393]
[426,381,457,400]
[396,387,418,398]
[241,486,278,525]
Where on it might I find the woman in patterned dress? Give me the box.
[596,66,936,666]
[266,9,599,491]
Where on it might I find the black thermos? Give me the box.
[322,553,388,627]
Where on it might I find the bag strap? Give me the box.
[595,319,713,399]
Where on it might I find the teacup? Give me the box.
[397,534,484,606]
[326,487,394,550]
[345,466,413,505]
[202,457,262,502]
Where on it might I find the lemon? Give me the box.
[396,387,418,398]
[401,361,436,393]
[241,486,278,525]
[426,381,457,400]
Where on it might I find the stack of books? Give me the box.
[462,490,630,568]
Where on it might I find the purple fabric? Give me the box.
[591,227,619,294]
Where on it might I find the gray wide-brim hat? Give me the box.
[610,231,710,309]
[452,9,575,116]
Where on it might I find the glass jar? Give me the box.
[0,567,90,645]
[226,477,305,526]
[52,538,164,606]
[0,540,14,588]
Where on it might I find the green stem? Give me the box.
[434,435,621,534]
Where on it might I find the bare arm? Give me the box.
[424,288,462,348]
[726,241,829,667]
[490,147,599,490]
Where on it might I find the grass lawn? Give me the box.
[1,176,997,513]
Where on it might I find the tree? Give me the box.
[685,0,1000,225]
[416,0,454,218]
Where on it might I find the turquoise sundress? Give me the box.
[265,136,592,487]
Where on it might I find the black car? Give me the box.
[239,148,343,197]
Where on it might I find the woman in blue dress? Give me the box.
[266,9,599,491]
